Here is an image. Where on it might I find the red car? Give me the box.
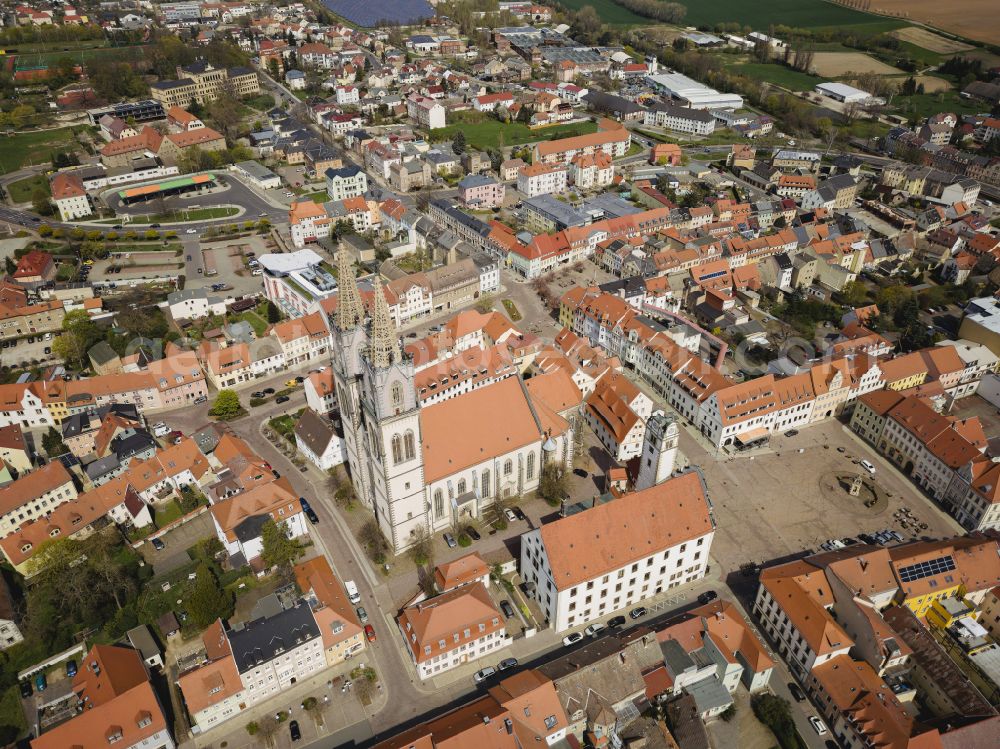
[364,624,376,642]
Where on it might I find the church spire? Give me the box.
[335,245,364,331]
[369,275,400,369]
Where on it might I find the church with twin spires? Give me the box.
[329,247,574,553]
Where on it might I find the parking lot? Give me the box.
[0,333,56,367]
[697,419,964,573]
[139,509,216,575]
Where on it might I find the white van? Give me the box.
[345,580,360,604]
[152,422,170,437]
[859,459,876,476]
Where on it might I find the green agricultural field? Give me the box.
[729,62,825,91]
[551,0,649,26]
[431,120,598,150]
[677,0,906,32]
[0,127,82,171]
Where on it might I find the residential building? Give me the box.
[517,163,568,198]
[325,165,368,201]
[0,575,22,649]
[643,103,716,135]
[167,287,227,320]
[294,408,345,470]
[289,198,335,247]
[0,461,78,538]
[294,556,365,665]
[568,151,614,190]
[583,372,652,462]
[519,471,715,632]
[397,582,509,679]
[227,603,325,703]
[458,174,505,209]
[31,644,174,749]
[532,119,630,165]
[208,479,309,565]
[50,172,92,221]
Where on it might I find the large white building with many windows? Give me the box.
[519,470,715,632]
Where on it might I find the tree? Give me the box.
[358,519,389,564]
[52,309,99,368]
[209,389,243,419]
[266,300,281,323]
[42,426,68,457]
[260,519,305,572]
[3,256,15,276]
[188,563,234,628]
[408,525,433,567]
[452,130,466,155]
[837,281,869,307]
[537,462,567,505]
[32,187,54,216]
[303,696,328,727]
[255,715,279,748]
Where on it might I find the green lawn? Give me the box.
[729,62,825,91]
[128,206,240,223]
[14,43,150,69]
[228,303,270,337]
[0,127,82,171]
[299,190,329,203]
[8,173,48,203]
[430,120,598,151]
[677,0,906,31]
[553,0,650,25]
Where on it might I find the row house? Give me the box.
[583,372,651,462]
[269,311,333,368]
[850,390,1000,532]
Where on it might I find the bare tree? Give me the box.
[256,716,279,748]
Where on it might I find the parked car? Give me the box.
[251,391,266,398]
[788,682,806,702]
[858,459,876,475]
[473,666,497,684]
[443,532,457,548]
[504,508,517,522]
[186,228,197,234]
[19,681,32,698]
[66,660,77,678]
[364,624,376,642]
[193,396,207,404]
[497,658,518,671]
[512,507,527,521]
[285,379,299,387]
[356,606,368,624]
[263,388,275,395]
[809,716,828,736]
[465,525,481,541]
[499,600,515,619]
[276,395,290,404]
[573,468,588,478]
[300,497,319,524]
[34,673,46,692]
[629,607,648,620]
[584,623,606,638]
[289,719,301,741]
[608,615,627,628]
[697,590,718,605]
[150,537,165,551]
[784,429,799,437]
[562,632,583,646]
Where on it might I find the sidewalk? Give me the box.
[180,657,386,749]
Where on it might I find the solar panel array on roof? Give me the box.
[321,0,433,27]
[897,555,956,583]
